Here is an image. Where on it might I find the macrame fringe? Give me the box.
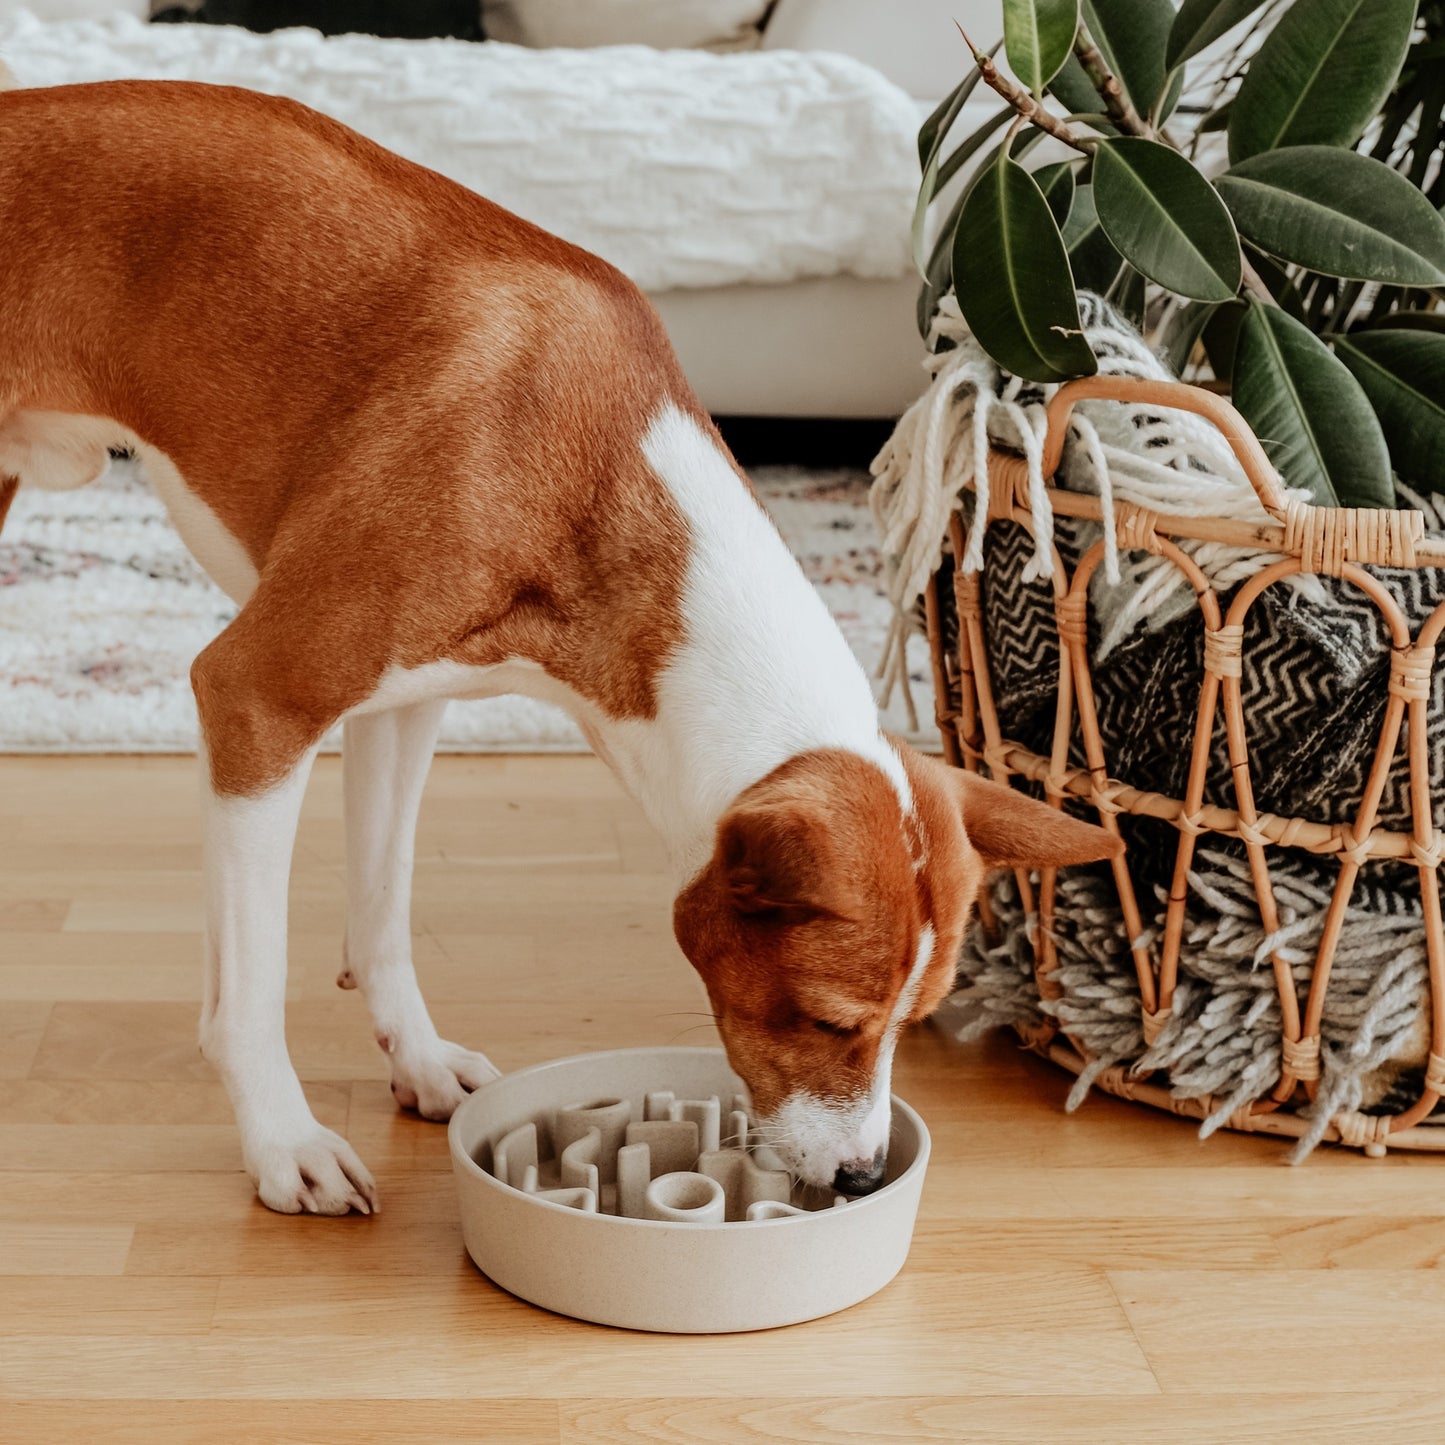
[948,852,1433,1161]
[869,293,1326,713]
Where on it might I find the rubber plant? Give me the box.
[917,0,1445,508]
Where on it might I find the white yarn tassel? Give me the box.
[1073,413,1120,585]
[1009,398,1055,583]
[961,386,992,573]
[871,296,1003,607]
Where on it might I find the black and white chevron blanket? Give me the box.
[980,516,1445,881]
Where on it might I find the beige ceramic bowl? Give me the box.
[448,1046,930,1333]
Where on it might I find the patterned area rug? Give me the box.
[0,457,935,752]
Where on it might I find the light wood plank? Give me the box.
[1,1401,559,1445]
[210,1268,1120,1337]
[0,1079,346,1127]
[0,1322,1158,1400]
[0,1221,134,1276]
[0,1170,273,1225]
[1111,1270,1445,1392]
[0,1002,50,1079]
[558,1394,1445,1445]
[0,1278,218,1334]
[1267,1214,1445,1268]
[908,1216,1283,1270]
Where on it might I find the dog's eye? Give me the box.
[811,1018,858,1037]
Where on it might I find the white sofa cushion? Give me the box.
[481,0,770,51]
[764,0,1000,99]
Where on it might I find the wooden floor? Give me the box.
[3,754,1444,1443]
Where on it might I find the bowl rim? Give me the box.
[448,1045,931,1230]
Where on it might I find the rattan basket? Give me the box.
[926,374,1445,1156]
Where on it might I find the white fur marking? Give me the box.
[199,743,377,1215]
[342,701,499,1117]
[766,927,936,1186]
[630,402,905,875]
[858,924,936,1157]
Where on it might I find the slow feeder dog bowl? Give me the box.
[448,1046,930,1332]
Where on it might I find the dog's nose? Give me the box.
[833,1149,887,1196]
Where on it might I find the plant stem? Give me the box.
[1073,24,1150,136]
[958,25,1098,153]
[1239,255,1280,309]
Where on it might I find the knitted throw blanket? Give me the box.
[0,8,918,293]
[872,295,1444,1156]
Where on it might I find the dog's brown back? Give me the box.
[0,79,701,791]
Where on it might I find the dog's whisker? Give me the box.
[664,1023,723,1044]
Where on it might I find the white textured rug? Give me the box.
[0,459,935,753]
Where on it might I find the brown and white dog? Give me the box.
[1,76,1119,1214]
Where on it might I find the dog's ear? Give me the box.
[718,802,842,918]
[955,771,1122,870]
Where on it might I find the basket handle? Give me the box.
[1041,377,1289,519]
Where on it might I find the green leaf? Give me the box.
[1092,138,1242,301]
[917,240,953,338]
[1217,147,1445,286]
[1078,0,1184,122]
[1107,264,1147,329]
[1005,0,1080,95]
[1231,302,1393,508]
[1166,0,1270,72]
[1202,299,1246,383]
[918,186,964,337]
[913,111,1017,332]
[1160,300,1221,375]
[952,150,1099,382]
[915,113,1027,336]
[1228,0,1416,163]
[1047,52,1102,115]
[912,105,1013,277]
[1335,330,1445,491]
[1373,310,1445,335]
[1199,98,1233,133]
[1034,160,1077,228]
[1062,183,1127,293]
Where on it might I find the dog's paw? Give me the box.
[388,1038,501,1121]
[249,1126,378,1216]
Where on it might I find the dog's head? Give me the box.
[673,743,1120,1193]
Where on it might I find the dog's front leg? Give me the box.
[199,742,378,1214]
[342,701,500,1119]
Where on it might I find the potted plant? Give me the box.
[916,0,1445,509]
[893,0,1445,1157]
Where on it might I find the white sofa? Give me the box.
[2,0,1005,417]
[654,0,1002,418]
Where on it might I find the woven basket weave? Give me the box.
[927,375,1445,1156]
